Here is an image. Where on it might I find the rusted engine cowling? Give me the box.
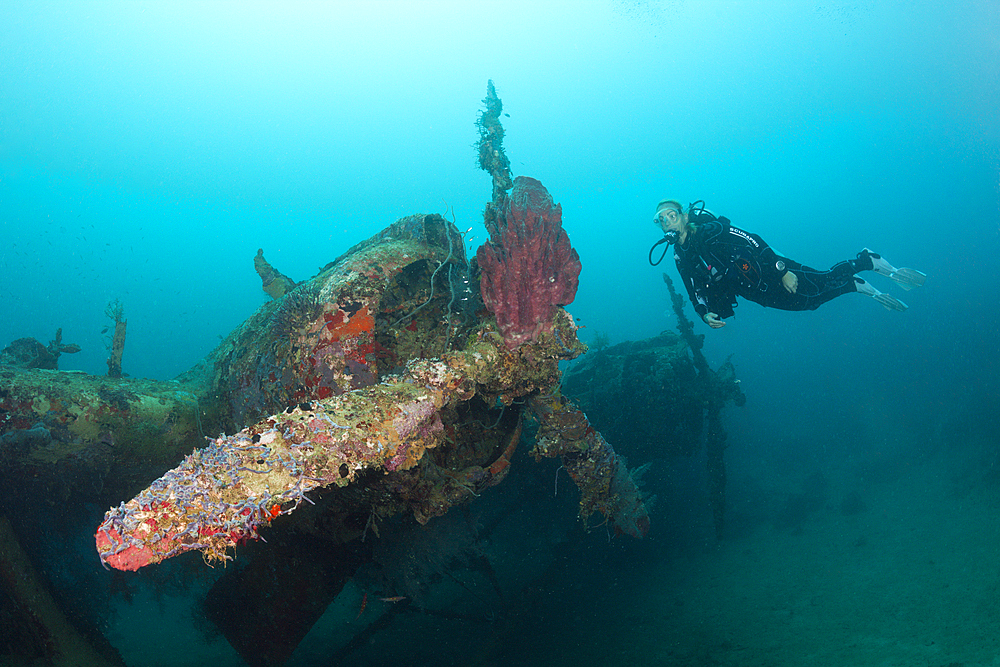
[209,214,473,431]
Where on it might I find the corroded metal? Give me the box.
[530,391,650,538]
[95,316,586,570]
[0,365,218,501]
[208,214,470,430]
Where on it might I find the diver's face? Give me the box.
[655,208,682,233]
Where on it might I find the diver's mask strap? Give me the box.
[648,230,679,266]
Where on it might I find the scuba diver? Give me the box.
[649,199,926,329]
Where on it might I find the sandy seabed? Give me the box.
[516,449,1000,667]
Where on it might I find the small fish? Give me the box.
[378,596,407,603]
[355,593,367,620]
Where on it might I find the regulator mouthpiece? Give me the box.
[648,230,679,266]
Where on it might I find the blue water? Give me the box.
[2,2,999,666]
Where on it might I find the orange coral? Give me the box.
[324,305,374,341]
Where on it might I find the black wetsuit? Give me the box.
[673,210,871,321]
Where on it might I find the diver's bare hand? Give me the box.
[704,313,726,328]
[782,271,798,294]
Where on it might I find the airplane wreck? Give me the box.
[0,83,741,666]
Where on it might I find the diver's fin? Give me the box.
[854,277,908,311]
[887,267,926,291]
[873,292,908,311]
[860,248,897,276]
[860,249,926,292]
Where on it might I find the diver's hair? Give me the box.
[654,199,683,216]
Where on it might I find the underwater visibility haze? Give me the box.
[1,1,999,666]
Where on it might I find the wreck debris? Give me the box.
[561,330,744,536]
[48,328,81,367]
[561,332,707,460]
[0,328,80,370]
[0,365,220,502]
[529,392,650,537]
[476,79,514,214]
[254,248,298,299]
[105,299,127,378]
[0,338,52,368]
[92,210,534,571]
[663,271,744,537]
[562,276,745,539]
[470,81,645,532]
[94,292,597,571]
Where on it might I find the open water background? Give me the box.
[2,2,999,665]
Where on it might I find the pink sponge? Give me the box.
[477,176,581,348]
